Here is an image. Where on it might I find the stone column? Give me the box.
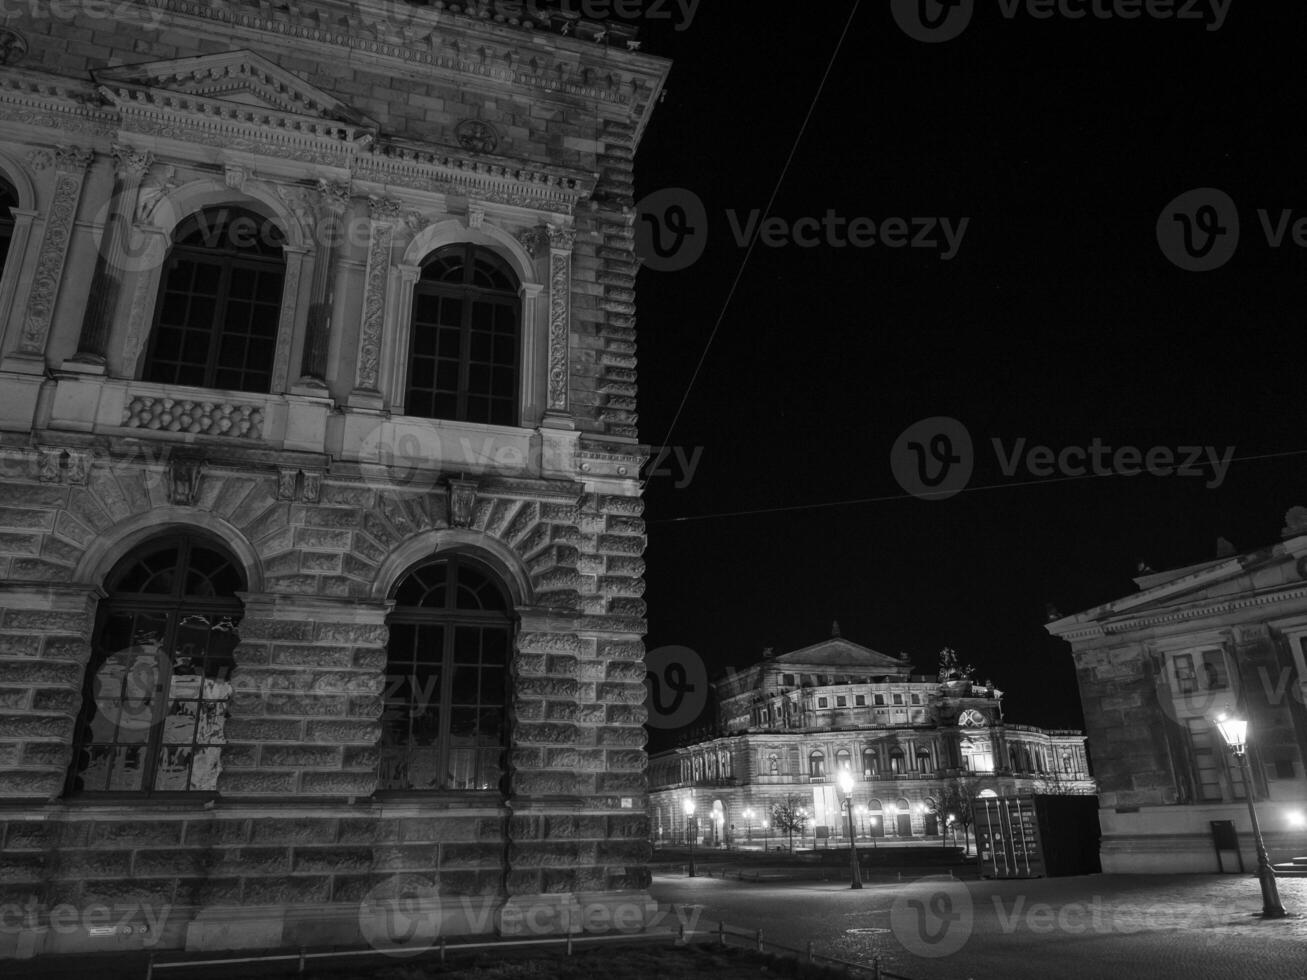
[3,146,93,374]
[543,225,575,429]
[220,593,390,797]
[65,144,152,372]
[294,180,351,392]
[347,196,402,410]
[0,583,101,799]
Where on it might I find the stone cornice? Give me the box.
[1047,584,1307,644]
[354,141,594,211]
[161,0,669,129]
[0,71,117,137]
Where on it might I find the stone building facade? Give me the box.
[0,0,669,957]
[648,631,1094,848]
[1047,514,1307,873]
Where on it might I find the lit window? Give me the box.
[144,208,285,393]
[809,751,825,777]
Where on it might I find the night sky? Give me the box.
[618,2,1307,746]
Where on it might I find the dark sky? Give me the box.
[622,2,1307,744]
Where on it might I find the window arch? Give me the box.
[405,243,521,425]
[0,177,16,280]
[68,535,245,795]
[143,207,286,393]
[379,554,513,792]
[835,748,852,772]
[862,748,878,777]
[889,747,905,774]
[808,750,825,777]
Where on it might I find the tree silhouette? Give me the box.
[926,776,983,854]
[770,794,809,853]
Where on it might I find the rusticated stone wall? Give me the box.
[0,452,652,955]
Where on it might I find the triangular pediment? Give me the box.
[771,637,908,672]
[93,51,374,127]
[1048,533,1307,638]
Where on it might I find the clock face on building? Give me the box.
[958,709,987,727]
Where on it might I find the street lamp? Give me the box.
[855,804,866,838]
[744,807,755,843]
[946,813,956,851]
[869,814,879,849]
[762,817,769,851]
[1214,713,1286,919]
[885,804,897,839]
[837,770,863,889]
[683,797,697,878]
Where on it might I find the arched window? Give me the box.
[768,752,780,774]
[380,555,512,792]
[68,536,244,795]
[862,748,878,777]
[835,748,852,772]
[889,748,905,774]
[808,750,825,777]
[0,178,16,280]
[916,749,933,773]
[406,244,520,425]
[143,207,286,393]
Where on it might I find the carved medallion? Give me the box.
[0,30,27,66]
[455,119,498,154]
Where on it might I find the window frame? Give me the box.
[377,554,515,796]
[65,535,245,800]
[402,243,522,426]
[141,207,287,395]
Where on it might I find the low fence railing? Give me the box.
[139,910,919,980]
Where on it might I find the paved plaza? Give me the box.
[651,870,1307,979]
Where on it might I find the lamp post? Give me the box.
[762,818,769,851]
[683,797,697,878]
[855,804,867,839]
[885,804,897,839]
[838,770,863,889]
[1214,714,1286,919]
[869,814,878,849]
[744,807,755,844]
